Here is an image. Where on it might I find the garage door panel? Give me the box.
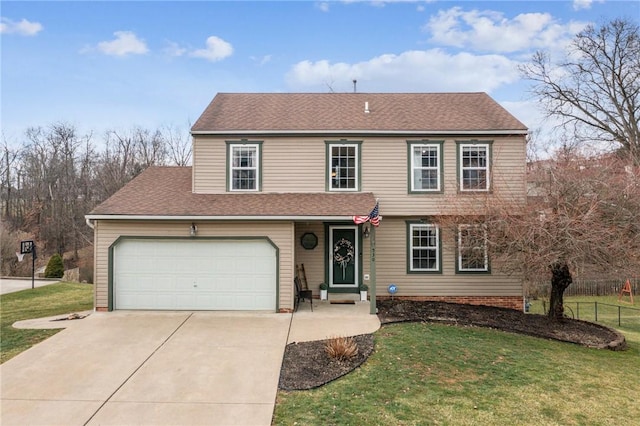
[114,239,276,311]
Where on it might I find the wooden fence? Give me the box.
[527,278,638,298]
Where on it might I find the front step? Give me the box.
[327,293,360,302]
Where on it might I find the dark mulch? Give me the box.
[377,300,627,351]
[278,334,374,391]
[278,301,627,391]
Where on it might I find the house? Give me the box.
[86,93,528,313]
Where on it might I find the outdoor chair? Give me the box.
[294,277,313,312]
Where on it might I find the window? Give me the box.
[408,223,440,272]
[459,143,490,191]
[457,224,489,272]
[409,142,442,192]
[228,143,261,191]
[327,142,360,191]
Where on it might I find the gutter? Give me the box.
[85,217,95,229]
[190,129,529,137]
[84,214,355,221]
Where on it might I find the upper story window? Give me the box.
[458,142,491,192]
[457,224,489,273]
[327,141,361,191]
[409,142,442,192]
[408,222,440,273]
[227,142,261,191]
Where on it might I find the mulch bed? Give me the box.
[278,301,627,391]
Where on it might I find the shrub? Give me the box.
[324,336,358,361]
[44,253,64,278]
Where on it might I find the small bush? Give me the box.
[324,336,359,361]
[44,253,64,278]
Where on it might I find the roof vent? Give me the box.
[364,101,370,114]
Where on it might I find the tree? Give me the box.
[520,18,640,164]
[494,154,639,320]
[44,253,64,278]
[0,138,20,223]
[0,122,191,277]
[164,124,192,166]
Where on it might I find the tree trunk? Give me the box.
[549,261,572,321]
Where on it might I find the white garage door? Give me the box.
[114,239,277,311]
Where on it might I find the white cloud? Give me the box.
[97,31,148,56]
[316,2,330,12]
[286,49,520,93]
[423,7,587,53]
[0,17,43,36]
[573,0,592,10]
[190,36,233,62]
[164,41,187,57]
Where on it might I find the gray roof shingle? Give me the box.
[191,93,527,133]
[89,167,377,217]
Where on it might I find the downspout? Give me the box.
[85,217,96,312]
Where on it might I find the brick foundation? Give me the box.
[376,295,524,311]
[95,307,108,312]
[278,308,294,313]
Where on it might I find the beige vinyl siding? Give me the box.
[93,220,294,310]
[193,136,326,193]
[193,136,227,193]
[375,218,522,297]
[192,135,526,216]
[294,223,325,296]
[360,136,526,216]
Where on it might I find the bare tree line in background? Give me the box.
[1,123,192,277]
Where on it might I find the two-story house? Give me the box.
[86,93,528,313]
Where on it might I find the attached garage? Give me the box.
[112,238,277,311]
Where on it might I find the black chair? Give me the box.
[294,277,313,312]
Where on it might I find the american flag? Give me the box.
[353,202,381,227]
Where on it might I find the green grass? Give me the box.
[274,321,640,425]
[529,295,640,344]
[0,282,93,363]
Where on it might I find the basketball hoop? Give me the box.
[19,240,37,289]
[20,240,34,254]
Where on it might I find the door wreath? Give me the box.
[334,238,354,280]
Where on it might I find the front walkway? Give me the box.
[288,297,381,343]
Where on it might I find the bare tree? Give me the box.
[1,122,192,276]
[1,137,20,222]
[520,18,640,164]
[164,124,192,166]
[445,154,640,321]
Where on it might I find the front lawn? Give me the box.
[529,295,640,345]
[273,322,639,425]
[0,282,93,363]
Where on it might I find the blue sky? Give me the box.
[2,1,639,143]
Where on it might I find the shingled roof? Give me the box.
[88,167,376,218]
[191,93,527,134]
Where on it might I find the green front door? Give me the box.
[329,226,358,289]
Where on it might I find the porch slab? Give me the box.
[288,300,380,343]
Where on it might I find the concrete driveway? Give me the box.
[0,311,291,426]
[0,278,60,295]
